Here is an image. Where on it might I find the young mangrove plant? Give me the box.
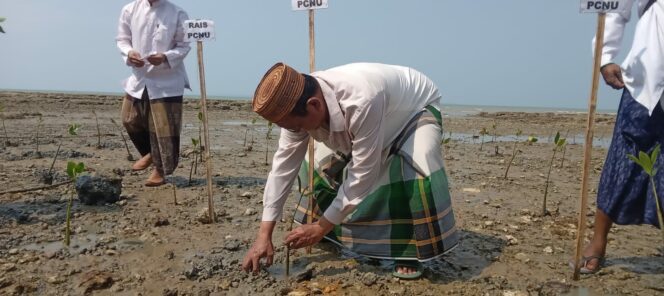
[543,132,566,216]
[64,161,85,246]
[491,122,498,142]
[503,130,532,179]
[479,127,488,151]
[197,111,204,163]
[0,103,9,146]
[109,118,134,161]
[188,137,201,185]
[560,130,570,168]
[442,131,452,145]
[503,134,538,179]
[35,114,43,158]
[265,122,274,165]
[627,144,664,252]
[92,110,102,149]
[45,124,81,184]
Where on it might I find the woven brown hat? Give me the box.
[252,62,305,122]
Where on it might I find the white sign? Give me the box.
[183,20,215,42]
[291,0,328,11]
[580,0,625,13]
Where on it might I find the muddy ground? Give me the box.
[0,91,662,296]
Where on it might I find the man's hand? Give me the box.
[147,53,167,66]
[242,221,276,274]
[600,63,624,89]
[128,50,145,68]
[284,217,334,249]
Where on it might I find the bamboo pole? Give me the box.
[306,9,316,254]
[573,12,606,281]
[197,41,216,223]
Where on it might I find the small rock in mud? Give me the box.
[295,267,314,282]
[75,175,122,205]
[223,240,241,251]
[78,271,114,293]
[362,272,378,286]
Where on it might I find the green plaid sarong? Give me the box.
[294,107,458,261]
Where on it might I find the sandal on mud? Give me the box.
[392,260,423,280]
[568,255,605,274]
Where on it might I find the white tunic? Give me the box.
[597,0,664,114]
[261,63,443,225]
[116,0,191,99]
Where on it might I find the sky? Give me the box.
[0,1,639,111]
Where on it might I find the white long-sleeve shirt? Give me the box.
[116,0,191,99]
[261,63,443,225]
[597,0,664,114]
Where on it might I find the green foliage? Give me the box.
[68,123,81,136]
[251,118,258,125]
[553,132,566,148]
[266,122,274,140]
[191,137,200,147]
[627,144,660,177]
[527,136,538,144]
[0,17,5,34]
[479,127,488,135]
[66,161,85,180]
[197,112,203,122]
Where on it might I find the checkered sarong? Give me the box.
[121,91,183,175]
[295,107,458,261]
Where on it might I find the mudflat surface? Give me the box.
[0,91,662,295]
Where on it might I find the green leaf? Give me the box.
[527,136,538,143]
[75,162,85,175]
[191,138,199,146]
[251,118,257,125]
[0,25,5,34]
[0,17,6,22]
[197,112,203,122]
[627,154,643,169]
[66,162,76,179]
[443,138,451,144]
[68,123,81,136]
[554,132,560,145]
[557,138,566,147]
[516,129,523,137]
[639,151,653,175]
[651,144,661,166]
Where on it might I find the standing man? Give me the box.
[574,0,664,274]
[116,0,191,186]
[242,62,458,279]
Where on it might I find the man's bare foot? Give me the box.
[144,169,165,187]
[132,154,152,171]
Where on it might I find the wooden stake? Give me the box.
[573,12,606,281]
[306,9,316,254]
[197,41,216,223]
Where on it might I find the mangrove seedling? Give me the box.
[560,130,570,168]
[503,130,522,178]
[197,111,204,163]
[92,110,102,149]
[543,132,566,216]
[188,138,201,185]
[479,127,488,151]
[109,118,134,161]
[64,161,85,246]
[45,124,80,184]
[265,122,274,165]
[503,132,538,179]
[491,122,498,142]
[35,114,43,158]
[442,131,452,145]
[0,103,9,146]
[627,144,664,252]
